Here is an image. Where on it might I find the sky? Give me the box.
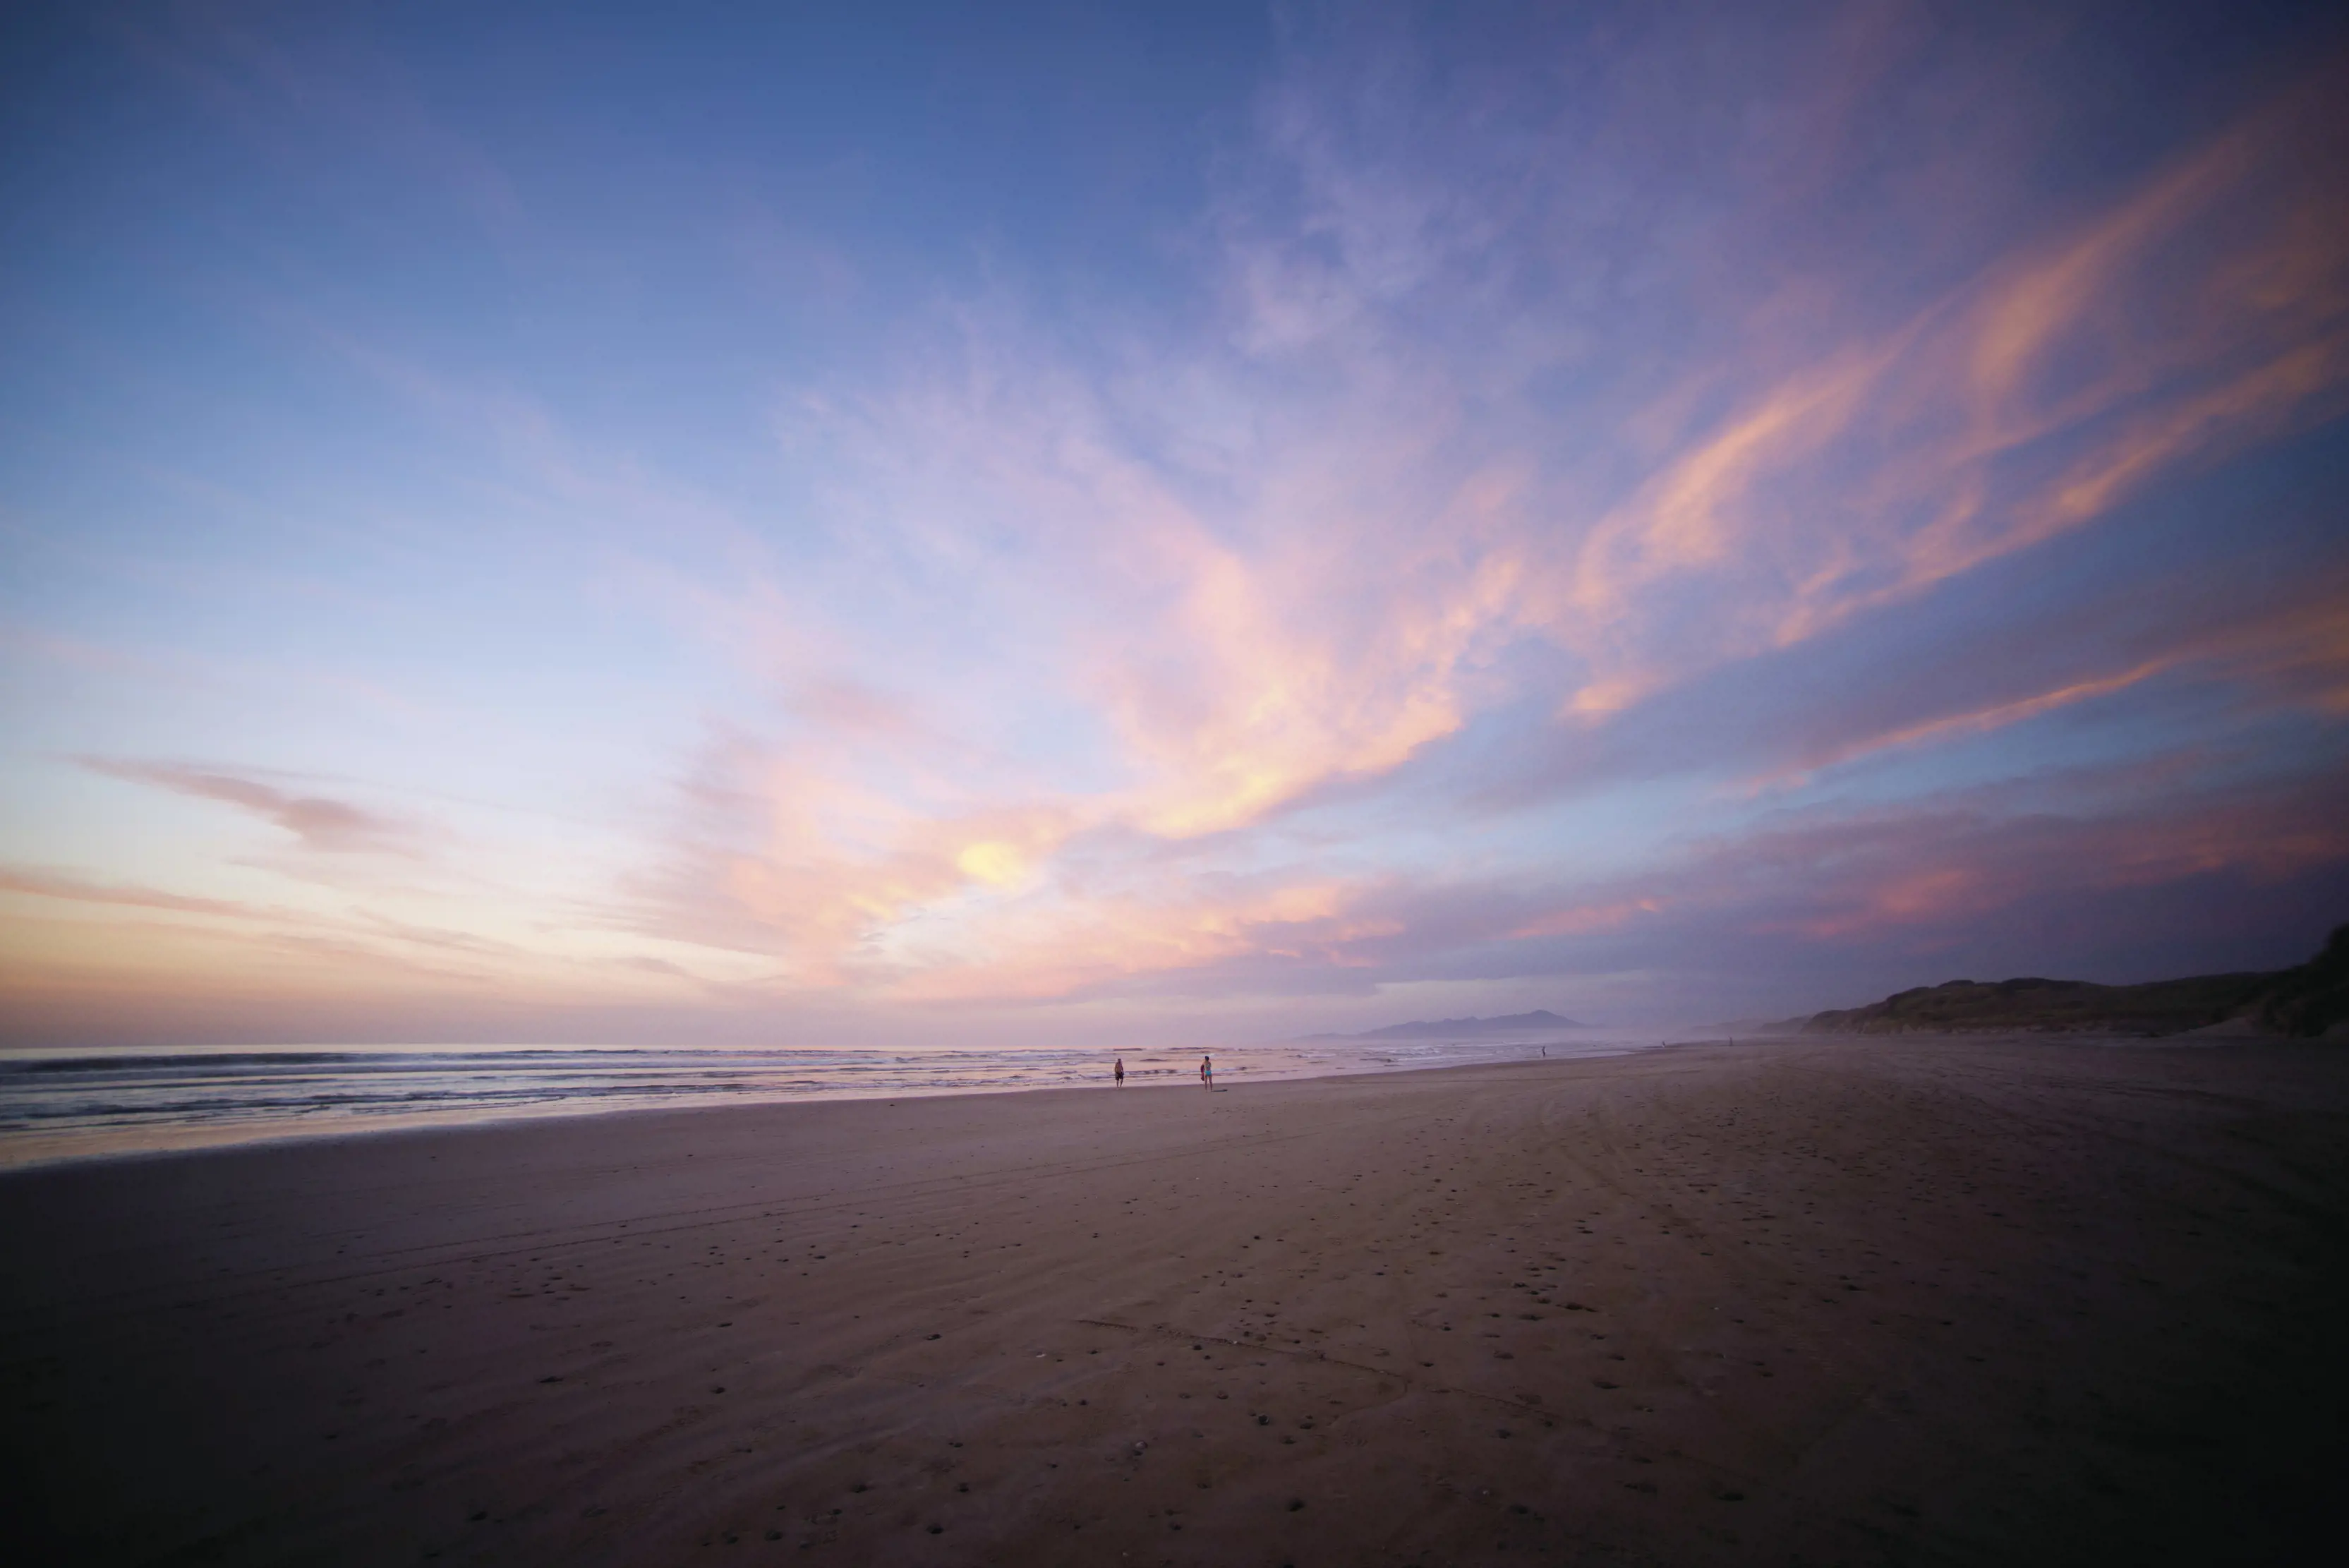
[2,0,2346,1050]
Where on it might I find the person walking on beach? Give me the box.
[1113,1056,1125,1087]
[1200,1054,1214,1088]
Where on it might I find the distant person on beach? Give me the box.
[1200,1054,1214,1088]
[1113,1057,1125,1087]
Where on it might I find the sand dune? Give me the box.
[6,1036,2345,1565]
[1801,924,2349,1037]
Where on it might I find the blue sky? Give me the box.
[4,1,2346,1047]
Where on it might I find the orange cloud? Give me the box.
[0,866,256,919]
[633,72,2349,1011]
[685,73,2348,1002]
[1508,898,1664,941]
[1528,80,2349,711]
[1743,660,2182,793]
[1740,580,2349,792]
[1104,517,1525,838]
[876,876,1389,1004]
[1784,784,2349,944]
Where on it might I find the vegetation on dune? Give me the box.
[1803,925,2349,1038]
[2254,924,2349,1037]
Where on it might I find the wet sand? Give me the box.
[5,1035,2345,1566]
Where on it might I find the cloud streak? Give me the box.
[79,760,423,855]
[1540,73,2349,714]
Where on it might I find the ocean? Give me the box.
[0,1034,1657,1169]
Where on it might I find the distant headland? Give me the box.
[1296,1008,1589,1042]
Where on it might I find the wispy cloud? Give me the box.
[79,760,424,855]
[539,21,2343,1019]
[1732,572,2349,791]
[0,865,254,919]
[598,37,2349,1009]
[1538,75,2349,714]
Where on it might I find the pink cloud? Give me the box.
[603,68,2348,1011]
[80,759,421,855]
[0,866,255,919]
[1530,78,2349,717]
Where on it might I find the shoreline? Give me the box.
[0,1036,1671,1174]
[0,1021,2270,1176]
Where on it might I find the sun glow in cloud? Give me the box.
[3,4,2347,1045]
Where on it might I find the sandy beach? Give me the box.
[6,1035,2345,1567]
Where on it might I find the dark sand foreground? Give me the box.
[6,1037,2346,1566]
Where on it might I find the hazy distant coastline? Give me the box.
[1292,1008,1589,1042]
